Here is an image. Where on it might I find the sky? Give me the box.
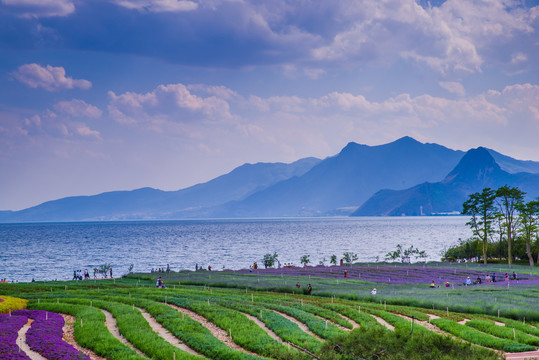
[1,0,538,211]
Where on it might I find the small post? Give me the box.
[57,298,59,304]
[114,279,115,284]
[174,350,176,360]
[325,320,328,329]
[182,313,184,320]
[384,300,386,310]
[513,328,516,340]
[252,294,254,303]
[90,300,92,307]
[207,299,210,305]
[411,316,414,335]
[523,317,525,325]
[9,308,11,317]
[65,285,67,290]
[133,304,134,310]
[498,309,500,318]
[165,296,167,304]
[229,328,232,338]
[46,312,48,320]
[38,298,40,304]
[446,307,449,317]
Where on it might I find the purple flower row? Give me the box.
[238,265,539,286]
[0,313,31,360]
[13,310,90,360]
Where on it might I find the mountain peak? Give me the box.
[444,147,501,183]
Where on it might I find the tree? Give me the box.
[342,252,358,265]
[300,254,310,266]
[330,254,337,265]
[462,188,496,264]
[262,252,279,267]
[495,185,525,265]
[516,200,539,267]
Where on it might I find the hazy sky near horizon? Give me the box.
[1,0,538,210]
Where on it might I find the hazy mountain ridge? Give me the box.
[352,147,539,216]
[2,137,539,222]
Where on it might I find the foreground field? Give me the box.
[1,263,538,359]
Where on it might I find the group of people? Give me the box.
[156,276,167,288]
[151,264,171,273]
[72,268,113,280]
[295,282,313,295]
[427,272,518,288]
[194,264,212,271]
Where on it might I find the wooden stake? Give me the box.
[498,309,500,318]
[446,307,449,317]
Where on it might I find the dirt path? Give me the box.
[243,312,285,344]
[494,321,505,326]
[166,303,261,357]
[312,314,349,331]
[101,309,147,357]
[272,310,324,341]
[396,313,447,336]
[17,319,48,360]
[505,350,539,360]
[0,297,4,303]
[338,314,360,329]
[135,307,205,358]
[61,314,106,360]
[457,318,471,325]
[368,314,395,331]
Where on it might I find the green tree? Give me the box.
[462,188,496,264]
[516,199,539,267]
[300,254,310,266]
[495,185,525,265]
[262,252,279,267]
[330,254,337,265]
[342,252,358,265]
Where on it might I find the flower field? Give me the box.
[1,264,538,359]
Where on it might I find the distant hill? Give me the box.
[3,136,539,223]
[207,136,465,217]
[0,157,320,222]
[352,147,539,216]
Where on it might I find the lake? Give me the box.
[0,216,470,282]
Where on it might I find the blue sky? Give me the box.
[1,0,538,210]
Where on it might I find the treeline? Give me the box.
[444,185,538,266]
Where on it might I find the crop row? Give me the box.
[0,296,28,314]
[465,319,539,346]
[0,313,31,360]
[431,318,535,352]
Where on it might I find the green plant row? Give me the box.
[499,317,539,338]
[431,318,535,352]
[218,298,323,353]
[0,295,27,313]
[320,303,385,329]
[109,295,267,360]
[163,295,307,360]
[465,319,539,346]
[284,302,353,329]
[365,308,431,335]
[27,301,146,360]
[60,298,203,360]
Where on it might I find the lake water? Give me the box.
[0,217,470,282]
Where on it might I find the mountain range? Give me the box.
[1,136,539,222]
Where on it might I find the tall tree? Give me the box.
[516,199,539,267]
[462,188,496,264]
[495,185,525,265]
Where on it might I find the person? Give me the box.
[512,272,517,280]
[73,270,77,280]
[249,265,253,272]
[485,274,490,283]
[476,276,482,284]
[195,264,198,271]
[110,268,113,279]
[492,273,496,282]
[505,273,509,281]
[344,270,348,278]
[156,277,165,288]
[264,260,268,269]
[430,280,436,288]
[307,283,312,295]
[371,288,377,295]
[465,276,471,286]
[340,259,343,266]
[277,261,281,269]
[296,282,301,288]
[208,265,211,271]
[167,264,170,272]
[445,281,450,287]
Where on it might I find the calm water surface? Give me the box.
[0,217,469,282]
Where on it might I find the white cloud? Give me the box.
[53,99,102,118]
[76,125,102,139]
[439,81,466,96]
[12,64,92,91]
[108,83,233,129]
[1,0,74,18]
[311,0,536,73]
[111,0,197,12]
